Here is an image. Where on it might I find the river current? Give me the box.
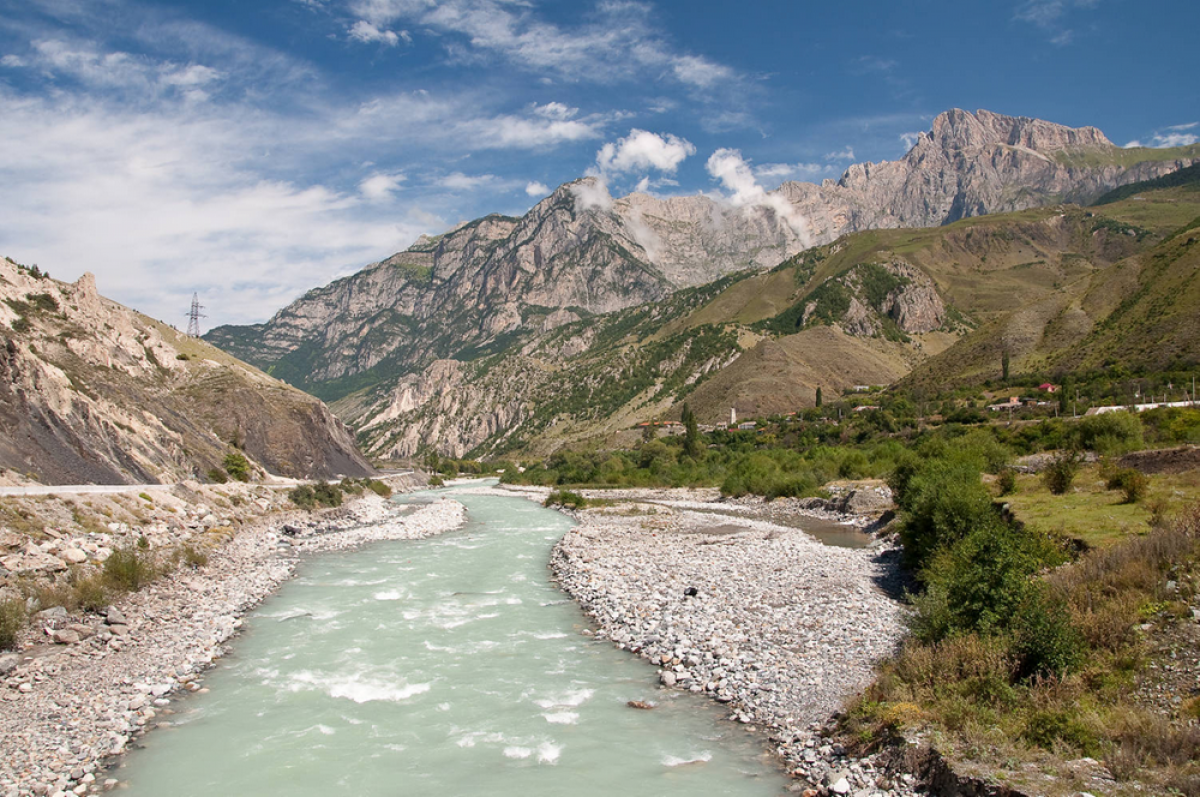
[114,485,791,795]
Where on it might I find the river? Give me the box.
[113,485,792,796]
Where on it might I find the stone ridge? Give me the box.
[0,258,371,484]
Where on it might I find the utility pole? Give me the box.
[186,293,206,337]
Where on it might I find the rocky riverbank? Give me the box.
[547,493,917,796]
[0,490,465,797]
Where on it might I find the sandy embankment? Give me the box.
[0,489,466,797]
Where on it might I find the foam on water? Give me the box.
[543,711,579,725]
[286,670,431,704]
[662,752,713,767]
[373,590,404,601]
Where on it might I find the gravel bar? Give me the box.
[0,494,466,797]
[549,497,921,796]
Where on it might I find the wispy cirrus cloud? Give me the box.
[343,0,748,101]
[1014,0,1103,45]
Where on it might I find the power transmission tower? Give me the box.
[186,293,206,337]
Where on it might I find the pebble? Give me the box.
[549,492,914,795]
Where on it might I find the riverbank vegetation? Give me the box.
[490,395,1200,793]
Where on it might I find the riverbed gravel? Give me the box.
[550,498,917,796]
[0,493,465,797]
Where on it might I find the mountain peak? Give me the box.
[927,108,1112,154]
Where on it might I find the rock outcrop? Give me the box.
[0,258,371,484]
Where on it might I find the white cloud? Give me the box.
[595,129,695,175]
[753,162,829,181]
[532,101,577,121]
[899,131,924,151]
[1015,0,1102,43]
[345,0,742,94]
[0,91,424,328]
[1,55,27,67]
[525,181,550,197]
[359,171,406,201]
[348,20,409,46]
[570,178,613,213]
[706,148,811,246]
[824,146,856,162]
[671,55,733,88]
[437,172,499,190]
[1124,124,1200,149]
[1153,133,1199,148]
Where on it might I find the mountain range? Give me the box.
[204,109,1200,460]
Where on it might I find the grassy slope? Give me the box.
[900,188,1200,392]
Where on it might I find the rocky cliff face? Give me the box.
[0,258,371,484]
[204,109,1198,456]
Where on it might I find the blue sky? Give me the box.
[0,0,1196,329]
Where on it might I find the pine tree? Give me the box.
[815,386,823,408]
[681,403,702,458]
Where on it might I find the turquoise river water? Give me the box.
[114,485,791,796]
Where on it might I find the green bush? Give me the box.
[997,467,1018,496]
[1077,411,1143,454]
[1043,450,1081,495]
[313,481,342,507]
[103,544,156,593]
[223,452,251,482]
[1106,466,1150,504]
[0,597,26,650]
[1022,709,1100,756]
[207,467,229,484]
[897,458,1000,568]
[289,485,316,509]
[544,490,587,510]
[289,482,344,510]
[367,480,393,498]
[71,571,110,613]
[1011,585,1085,679]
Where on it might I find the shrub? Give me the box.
[71,571,110,613]
[178,543,208,569]
[223,452,251,482]
[428,475,445,487]
[313,481,342,507]
[1022,709,1100,756]
[923,520,1056,638]
[1106,466,1150,504]
[897,459,999,568]
[1011,584,1085,678]
[1043,449,1081,495]
[0,597,26,650]
[103,544,156,593]
[207,467,228,484]
[367,480,392,498]
[997,467,1018,496]
[544,489,587,510]
[1077,411,1143,454]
